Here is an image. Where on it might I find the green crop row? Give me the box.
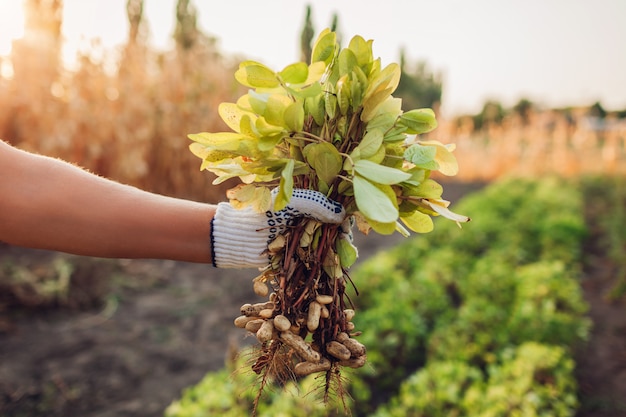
[166,177,591,417]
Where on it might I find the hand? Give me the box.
[211,189,345,268]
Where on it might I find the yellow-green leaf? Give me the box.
[275,159,295,211]
[398,108,438,134]
[336,237,358,268]
[284,101,304,132]
[280,62,309,84]
[338,48,358,77]
[311,29,336,65]
[361,87,394,122]
[354,129,383,158]
[264,94,292,127]
[218,102,255,134]
[400,210,434,233]
[234,61,280,89]
[354,159,411,185]
[420,140,459,176]
[347,35,373,68]
[404,143,438,167]
[302,142,342,185]
[353,175,398,223]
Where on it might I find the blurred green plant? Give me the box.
[167,177,591,417]
[165,347,351,417]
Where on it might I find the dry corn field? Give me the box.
[0,34,245,203]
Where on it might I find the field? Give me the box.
[2,16,626,417]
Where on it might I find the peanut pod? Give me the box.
[337,333,366,357]
[315,294,333,305]
[338,354,367,369]
[253,280,269,297]
[326,341,351,361]
[234,315,257,328]
[245,319,265,333]
[258,308,274,319]
[280,331,320,363]
[294,357,331,376]
[273,314,291,332]
[307,301,322,332]
[256,319,275,343]
[241,302,274,317]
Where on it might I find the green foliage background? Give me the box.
[166,177,591,417]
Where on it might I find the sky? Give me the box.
[1,0,625,116]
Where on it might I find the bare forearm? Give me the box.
[0,142,215,263]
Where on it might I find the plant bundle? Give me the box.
[188,29,468,404]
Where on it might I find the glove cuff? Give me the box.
[211,202,269,268]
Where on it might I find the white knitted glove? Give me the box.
[211,189,345,268]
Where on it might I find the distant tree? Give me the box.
[24,0,63,41]
[473,100,505,131]
[12,0,63,88]
[126,0,144,45]
[588,101,607,119]
[300,5,314,63]
[300,6,342,64]
[395,49,442,112]
[329,12,342,47]
[174,0,202,50]
[513,98,533,125]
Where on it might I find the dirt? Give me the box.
[1,181,625,417]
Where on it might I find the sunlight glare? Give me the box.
[0,1,25,56]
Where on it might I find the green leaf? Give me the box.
[217,102,257,134]
[286,82,322,99]
[187,132,254,154]
[305,95,325,126]
[284,101,304,132]
[336,237,358,268]
[404,143,437,165]
[361,87,394,122]
[365,62,401,98]
[353,175,398,223]
[398,108,438,134]
[264,94,292,127]
[234,61,280,89]
[255,117,284,136]
[354,159,411,185]
[257,134,283,152]
[337,75,351,115]
[305,61,326,84]
[275,159,295,211]
[338,48,358,77]
[367,111,398,133]
[324,89,337,119]
[400,210,434,233]
[302,142,342,185]
[347,35,373,68]
[412,178,444,199]
[368,218,397,235]
[247,90,269,115]
[279,62,309,84]
[354,129,383,158]
[311,29,336,65]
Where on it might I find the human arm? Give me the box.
[0,140,348,266]
[0,140,215,263]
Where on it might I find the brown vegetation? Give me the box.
[431,109,626,182]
